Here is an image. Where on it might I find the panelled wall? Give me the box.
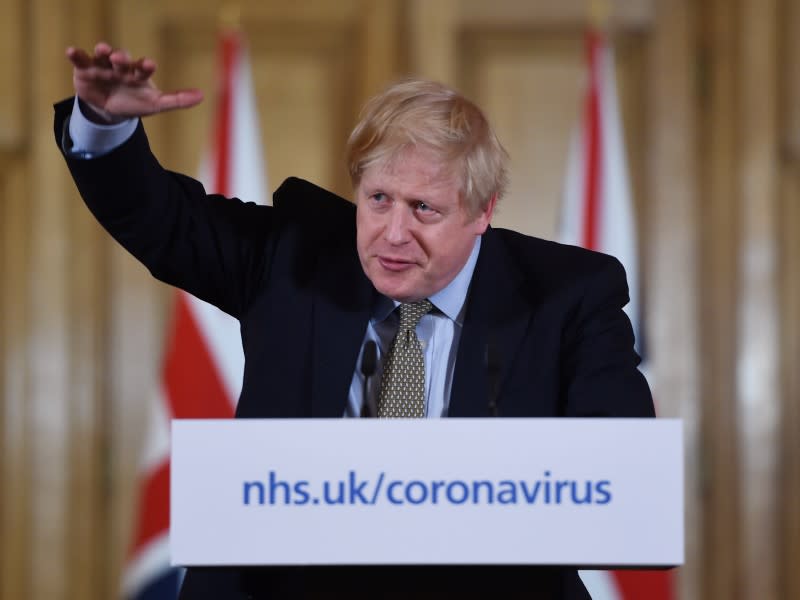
[0,1,797,599]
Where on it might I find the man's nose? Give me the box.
[384,205,412,245]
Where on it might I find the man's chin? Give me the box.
[371,277,426,303]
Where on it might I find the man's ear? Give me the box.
[473,193,497,233]
[484,193,497,222]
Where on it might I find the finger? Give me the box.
[92,42,114,69]
[109,49,134,76]
[93,41,112,57]
[92,53,112,70]
[141,58,157,74]
[74,66,118,83]
[129,57,157,82]
[66,47,92,69]
[109,49,133,66]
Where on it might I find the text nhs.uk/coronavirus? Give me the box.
[242,471,612,507]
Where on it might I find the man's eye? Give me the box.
[371,192,386,202]
[415,201,432,212]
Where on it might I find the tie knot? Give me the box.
[398,300,433,331]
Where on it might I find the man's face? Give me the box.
[355,147,495,302]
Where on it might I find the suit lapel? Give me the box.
[310,239,374,417]
[449,229,536,417]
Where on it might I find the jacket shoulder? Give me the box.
[273,177,355,236]
[491,228,626,292]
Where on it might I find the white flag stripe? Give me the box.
[560,128,587,247]
[231,50,269,207]
[186,293,244,405]
[559,40,641,352]
[579,570,623,600]
[597,46,639,340]
[121,533,172,597]
[137,384,172,474]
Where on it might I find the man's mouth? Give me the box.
[378,256,416,272]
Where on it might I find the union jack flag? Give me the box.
[121,30,268,599]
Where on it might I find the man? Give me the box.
[57,43,654,599]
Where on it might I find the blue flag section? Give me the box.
[132,570,182,600]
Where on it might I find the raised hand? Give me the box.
[66,42,203,122]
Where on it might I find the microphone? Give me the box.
[486,339,501,417]
[360,340,378,418]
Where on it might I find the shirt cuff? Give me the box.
[67,96,139,158]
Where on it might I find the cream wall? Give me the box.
[0,1,798,598]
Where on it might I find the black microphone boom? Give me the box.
[486,339,501,417]
[360,340,378,418]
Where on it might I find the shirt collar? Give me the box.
[372,236,482,326]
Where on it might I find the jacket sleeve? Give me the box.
[560,255,655,417]
[54,97,278,319]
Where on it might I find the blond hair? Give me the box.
[345,79,509,217]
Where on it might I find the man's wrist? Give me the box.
[77,97,128,125]
[67,96,138,157]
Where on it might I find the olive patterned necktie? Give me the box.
[377,300,433,418]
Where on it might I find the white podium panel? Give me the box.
[171,419,682,567]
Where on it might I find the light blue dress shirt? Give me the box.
[345,238,481,419]
[68,97,482,419]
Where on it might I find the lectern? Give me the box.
[171,419,682,568]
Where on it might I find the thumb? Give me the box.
[155,89,204,113]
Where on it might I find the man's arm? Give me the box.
[57,43,277,318]
[560,256,655,418]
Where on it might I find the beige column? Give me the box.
[778,0,800,597]
[697,0,743,597]
[408,0,458,82]
[27,0,74,596]
[735,1,781,599]
[1,156,33,600]
[0,0,25,148]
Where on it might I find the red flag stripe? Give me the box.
[163,294,235,419]
[213,32,239,197]
[613,570,674,600]
[581,31,602,251]
[128,460,170,555]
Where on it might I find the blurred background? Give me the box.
[1,0,798,598]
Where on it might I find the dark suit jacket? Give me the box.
[55,98,654,599]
